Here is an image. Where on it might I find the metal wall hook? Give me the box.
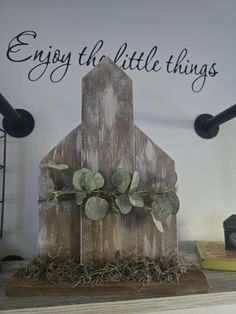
[194,104,236,139]
[0,93,34,138]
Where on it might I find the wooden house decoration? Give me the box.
[38,57,177,263]
[6,58,209,298]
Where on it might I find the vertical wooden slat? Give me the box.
[134,126,177,256]
[81,58,135,262]
[38,127,81,257]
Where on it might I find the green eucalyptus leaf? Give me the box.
[92,171,105,190]
[128,193,144,208]
[40,161,55,168]
[40,161,68,170]
[73,169,104,192]
[164,169,177,189]
[166,191,180,215]
[38,176,55,199]
[111,168,131,193]
[42,198,58,210]
[151,200,162,220]
[75,192,87,205]
[129,170,140,191]
[83,171,93,191]
[151,195,172,221]
[72,168,91,191]
[150,212,164,233]
[115,194,132,214]
[85,196,108,221]
[85,170,105,192]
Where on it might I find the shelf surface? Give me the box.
[1,241,236,313]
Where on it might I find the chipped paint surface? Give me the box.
[103,84,117,129]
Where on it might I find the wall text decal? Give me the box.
[6,30,218,93]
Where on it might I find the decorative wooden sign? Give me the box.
[38,57,177,263]
[6,58,209,298]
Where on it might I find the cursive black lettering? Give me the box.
[6,31,219,92]
[208,62,218,77]
[114,42,127,64]
[166,48,188,74]
[28,47,71,82]
[144,46,161,72]
[78,46,88,65]
[6,30,36,62]
[50,53,71,83]
[29,48,51,80]
[6,31,72,82]
[78,40,105,67]
[166,49,218,93]
[114,43,161,72]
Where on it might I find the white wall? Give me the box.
[0,0,236,259]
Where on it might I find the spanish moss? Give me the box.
[18,253,191,288]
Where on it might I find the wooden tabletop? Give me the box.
[1,241,236,313]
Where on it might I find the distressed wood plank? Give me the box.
[81,58,135,262]
[38,126,81,257]
[6,267,207,297]
[134,126,177,257]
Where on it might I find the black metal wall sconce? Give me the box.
[0,93,35,239]
[194,104,236,139]
[0,93,34,138]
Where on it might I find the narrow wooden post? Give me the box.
[81,58,135,262]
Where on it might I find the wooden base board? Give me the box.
[6,267,208,298]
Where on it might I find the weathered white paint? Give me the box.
[103,84,117,129]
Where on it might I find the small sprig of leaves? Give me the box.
[38,162,180,232]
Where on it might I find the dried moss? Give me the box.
[18,253,191,288]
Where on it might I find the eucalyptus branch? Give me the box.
[38,163,180,233]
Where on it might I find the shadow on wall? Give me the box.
[136,113,193,130]
[0,236,25,261]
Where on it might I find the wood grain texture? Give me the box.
[38,57,177,262]
[81,58,135,262]
[38,126,81,257]
[134,126,176,257]
[5,267,208,297]
[80,58,177,262]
